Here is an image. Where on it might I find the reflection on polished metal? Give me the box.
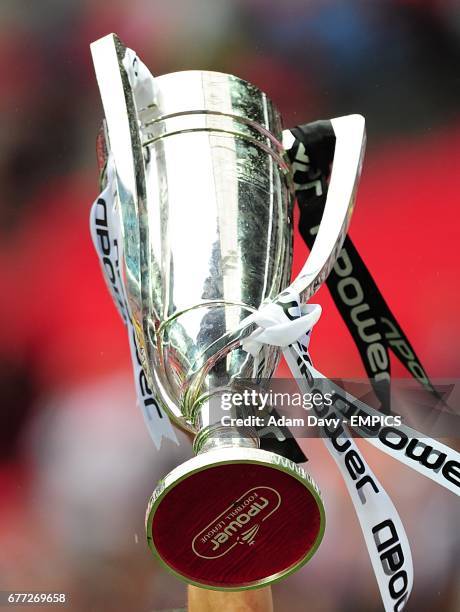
[142,69,293,434]
[90,33,364,590]
[92,37,292,436]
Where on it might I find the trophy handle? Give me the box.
[91,34,188,426]
[90,34,159,388]
[282,114,366,304]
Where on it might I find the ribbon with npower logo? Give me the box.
[242,287,459,612]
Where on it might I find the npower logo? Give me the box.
[192,487,281,559]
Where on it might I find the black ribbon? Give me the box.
[288,120,442,415]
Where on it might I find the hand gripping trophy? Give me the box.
[89,33,460,610]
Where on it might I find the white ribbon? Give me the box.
[243,288,459,610]
[90,158,177,450]
[309,366,460,496]
[285,340,413,612]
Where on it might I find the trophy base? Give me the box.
[145,447,325,590]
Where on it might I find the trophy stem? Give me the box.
[193,424,259,455]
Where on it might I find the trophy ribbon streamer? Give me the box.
[287,121,443,415]
[90,157,178,449]
[242,287,459,611]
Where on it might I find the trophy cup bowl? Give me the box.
[91,34,325,590]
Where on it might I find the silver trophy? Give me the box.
[91,33,365,590]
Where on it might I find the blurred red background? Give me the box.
[0,1,459,610]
